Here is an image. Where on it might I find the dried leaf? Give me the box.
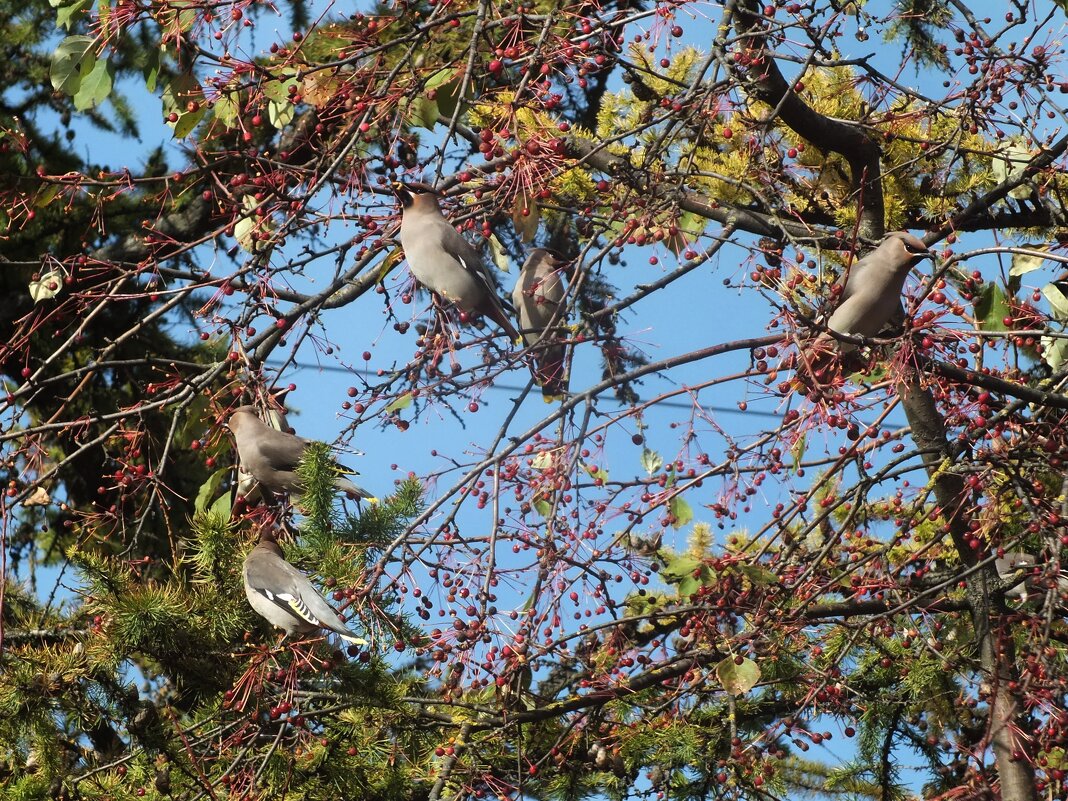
[512,192,539,242]
[29,269,65,303]
[24,487,51,506]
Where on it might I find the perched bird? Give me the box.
[824,231,933,352]
[243,528,366,644]
[393,182,520,340]
[512,248,569,401]
[226,406,374,500]
[995,551,1068,603]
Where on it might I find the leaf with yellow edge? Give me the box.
[669,495,693,529]
[267,97,294,129]
[531,451,555,470]
[1043,283,1068,321]
[385,392,413,413]
[234,196,274,254]
[377,248,404,281]
[489,234,510,272]
[715,656,760,696]
[213,92,239,129]
[1009,246,1048,278]
[1042,334,1068,370]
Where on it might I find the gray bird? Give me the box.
[394,182,520,340]
[512,248,569,401]
[824,231,933,351]
[243,528,366,644]
[995,551,1068,602]
[226,406,374,500]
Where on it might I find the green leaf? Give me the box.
[407,69,461,131]
[1009,246,1047,278]
[640,447,663,475]
[73,56,113,111]
[677,576,699,597]
[1042,334,1068,370]
[427,68,462,119]
[233,215,256,253]
[425,67,457,92]
[532,497,552,518]
[530,451,554,470]
[143,47,161,93]
[161,74,206,139]
[385,392,413,413]
[50,35,94,95]
[194,466,231,514]
[715,656,760,696]
[267,98,294,129]
[1042,283,1068,321]
[737,564,778,586]
[790,433,806,473]
[665,210,707,256]
[975,283,1011,331]
[213,92,239,129]
[659,553,702,582]
[669,495,693,529]
[55,0,92,30]
[172,108,204,138]
[262,75,299,104]
[410,95,440,131]
[991,138,1035,200]
[35,184,60,208]
[209,491,232,521]
[581,461,608,482]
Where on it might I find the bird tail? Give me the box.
[534,346,568,402]
[333,476,377,502]
[485,302,521,341]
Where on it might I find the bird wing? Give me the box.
[244,558,322,628]
[437,223,514,311]
[252,426,309,472]
[246,553,351,632]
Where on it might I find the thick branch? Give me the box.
[731,0,884,238]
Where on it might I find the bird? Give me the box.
[243,527,366,644]
[512,248,569,401]
[995,551,1068,603]
[226,406,374,501]
[797,231,932,384]
[393,182,520,340]
[824,231,933,352]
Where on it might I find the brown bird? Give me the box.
[512,248,569,401]
[824,231,932,351]
[800,231,932,381]
[394,182,519,340]
[226,406,374,500]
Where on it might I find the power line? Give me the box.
[267,358,889,423]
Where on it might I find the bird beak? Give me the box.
[392,181,413,207]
